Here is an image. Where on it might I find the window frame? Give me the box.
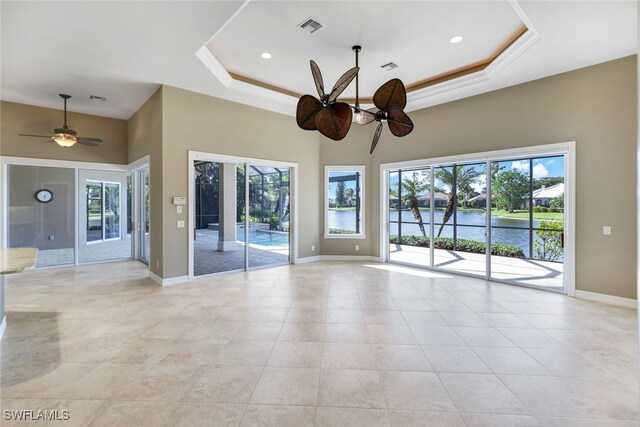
[324,165,366,239]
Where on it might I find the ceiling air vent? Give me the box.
[89,95,107,102]
[298,17,325,34]
[380,62,399,71]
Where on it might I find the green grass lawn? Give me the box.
[491,209,563,221]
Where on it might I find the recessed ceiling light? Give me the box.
[450,36,463,44]
[261,52,272,59]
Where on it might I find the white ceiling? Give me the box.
[207,1,524,98]
[1,1,637,121]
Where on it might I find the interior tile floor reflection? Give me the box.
[1,261,637,426]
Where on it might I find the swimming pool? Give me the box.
[196,226,289,248]
[248,229,289,247]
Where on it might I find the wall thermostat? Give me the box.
[173,196,186,205]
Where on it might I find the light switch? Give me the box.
[176,205,182,214]
[603,226,611,235]
[177,220,185,228]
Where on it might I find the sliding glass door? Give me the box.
[388,167,431,267]
[247,165,291,268]
[433,162,487,277]
[386,152,567,293]
[490,155,565,289]
[192,158,292,277]
[193,161,246,276]
[79,170,130,263]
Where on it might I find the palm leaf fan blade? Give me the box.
[387,105,414,137]
[296,95,323,130]
[370,122,384,154]
[373,78,407,110]
[310,60,325,99]
[314,102,352,141]
[328,66,359,103]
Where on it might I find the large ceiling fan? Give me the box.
[18,94,103,148]
[296,46,413,154]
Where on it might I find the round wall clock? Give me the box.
[35,189,53,203]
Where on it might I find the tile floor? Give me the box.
[1,260,638,426]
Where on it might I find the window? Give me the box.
[324,165,365,239]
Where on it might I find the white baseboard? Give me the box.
[575,290,637,309]
[295,256,321,264]
[295,255,382,264]
[0,316,6,340]
[320,255,382,262]
[149,271,189,287]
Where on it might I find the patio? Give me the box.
[194,229,289,276]
[390,244,564,290]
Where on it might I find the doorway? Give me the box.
[79,169,131,263]
[188,152,296,279]
[382,143,574,294]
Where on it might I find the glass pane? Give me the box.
[532,155,565,226]
[8,165,75,267]
[141,169,150,263]
[127,174,132,235]
[327,170,362,234]
[104,183,120,239]
[491,159,531,229]
[193,161,245,275]
[87,182,103,242]
[248,165,290,268]
[389,168,431,267]
[432,163,487,277]
[490,155,564,290]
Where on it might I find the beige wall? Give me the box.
[321,55,637,300]
[127,87,163,276]
[160,85,320,279]
[1,101,127,164]
[2,56,635,299]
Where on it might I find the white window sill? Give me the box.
[324,234,367,240]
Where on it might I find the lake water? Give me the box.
[328,209,564,259]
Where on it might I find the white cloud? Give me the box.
[510,161,548,179]
[511,160,528,173]
[533,164,548,179]
[471,175,486,193]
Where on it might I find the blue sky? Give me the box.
[389,155,564,194]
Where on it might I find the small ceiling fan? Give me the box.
[18,94,103,148]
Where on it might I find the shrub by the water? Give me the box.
[390,235,524,258]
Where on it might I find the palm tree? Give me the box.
[344,187,356,207]
[401,175,428,237]
[434,165,482,237]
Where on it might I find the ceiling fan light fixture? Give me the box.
[53,133,77,147]
[354,109,369,125]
